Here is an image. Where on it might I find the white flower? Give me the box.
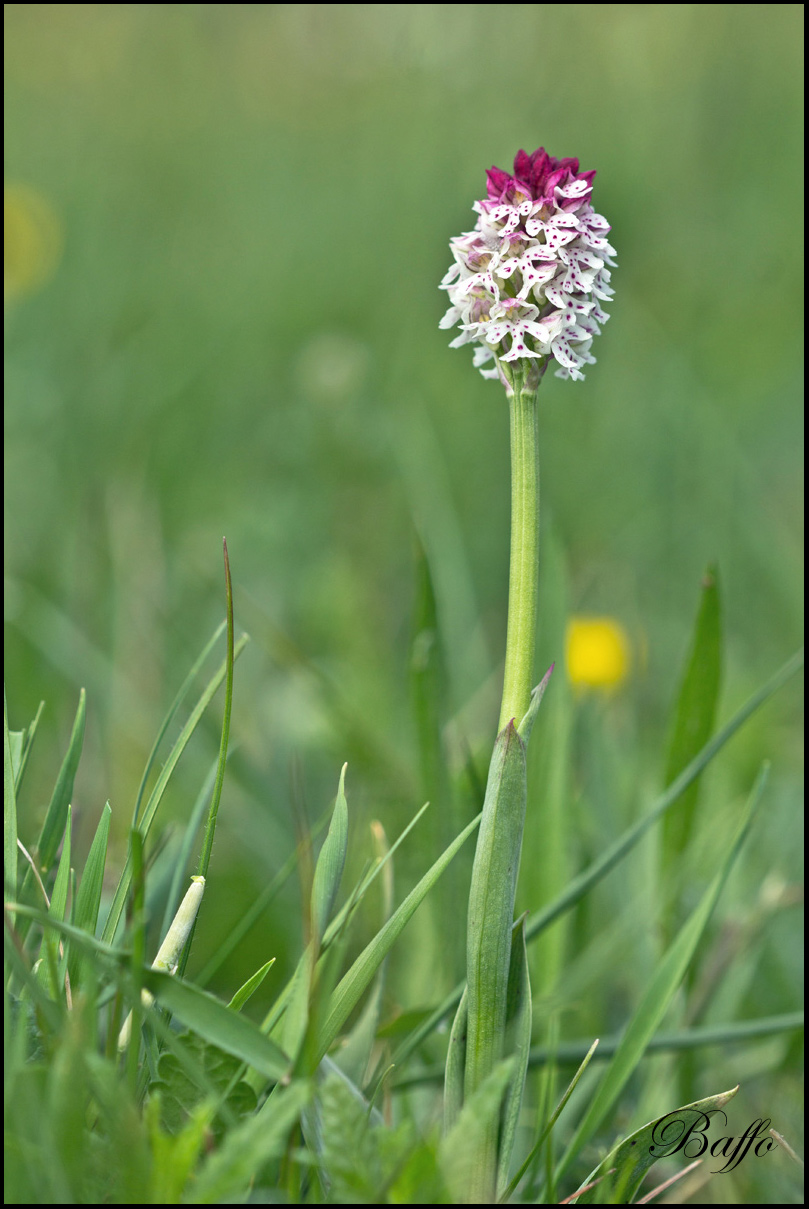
[440,148,616,382]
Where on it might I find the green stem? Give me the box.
[498,371,540,731]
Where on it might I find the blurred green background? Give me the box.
[4,5,803,1199]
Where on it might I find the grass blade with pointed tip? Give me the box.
[67,801,111,990]
[317,811,481,1059]
[37,689,85,874]
[131,620,226,828]
[12,700,45,797]
[100,632,248,946]
[311,764,349,944]
[227,959,275,1012]
[37,805,72,999]
[557,763,770,1181]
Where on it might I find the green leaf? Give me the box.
[195,540,236,885]
[132,620,226,828]
[440,1059,514,1204]
[464,722,528,1200]
[12,700,45,797]
[227,959,275,1012]
[143,968,289,1081]
[154,1033,258,1140]
[4,690,18,906]
[443,987,468,1135]
[37,805,72,998]
[333,820,393,1089]
[189,1080,310,1204]
[310,763,349,944]
[37,689,85,873]
[68,801,111,990]
[557,764,769,1181]
[573,1085,739,1204]
[663,565,722,862]
[318,811,481,1059]
[101,633,248,946]
[498,918,533,1197]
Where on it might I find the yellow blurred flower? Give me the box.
[4,182,63,302]
[566,616,630,691]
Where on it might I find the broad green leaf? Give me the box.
[189,1080,310,1204]
[101,634,248,946]
[310,764,349,943]
[4,691,18,905]
[440,1059,514,1204]
[228,959,275,1012]
[574,1085,739,1204]
[498,918,533,1196]
[153,1033,257,1140]
[143,968,289,1081]
[464,720,528,1202]
[68,802,111,990]
[37,688,85,873]
[557,764,769,1180]
[318,811,481,1059]
[663,565,722,863]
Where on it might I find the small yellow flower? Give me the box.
[565,616,630,691]
[4,182,63,302]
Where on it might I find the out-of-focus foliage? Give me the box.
[4,8,803,1202]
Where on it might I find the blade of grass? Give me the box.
[196,539,236,882]
[37,689,85,873]
[317,812,481,1059]
[13,700,45,797]
[500,1039,599,1203]
[67,802,111,990]
[228,959,275,1012]
[4,691,18,909]
[310,764,349,946]
[100,631,248,947]
[36,805,71,1000]
[132,620,226,828]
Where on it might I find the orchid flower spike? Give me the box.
[440,147,616,384]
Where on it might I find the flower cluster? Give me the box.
[439,148,616,382]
